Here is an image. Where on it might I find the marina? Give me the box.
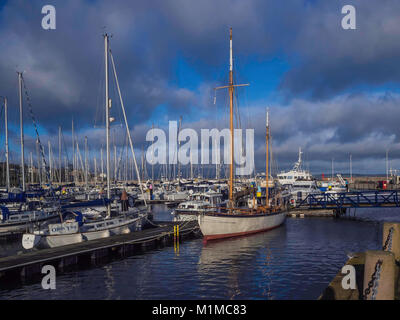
[0,0,399,305]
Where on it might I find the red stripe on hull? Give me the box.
[202,222,284,242]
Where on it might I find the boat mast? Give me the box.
[214,28,249,205]
[18,72,25,191]
[72,118,75,184]
[84,136,88,190]
[152,122,154,182]
[48,141,52,183]
[59,126,62,183]
[3,97,10,190]
[30,152,33,184]
[101,147,104,183]
[229,28,234,204]
[178,116,182,182]
[266,108,269,208]
[104,33,111,217]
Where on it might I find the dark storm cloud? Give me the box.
[1,0,400,174]
[248,92,400,173]
[280,0,400,99]
[1,0,397,130]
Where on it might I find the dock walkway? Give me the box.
[0,220,200,282]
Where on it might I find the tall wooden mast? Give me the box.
[214,28,249,206]
[266,108,270,208]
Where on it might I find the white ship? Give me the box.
[277,148,313,187]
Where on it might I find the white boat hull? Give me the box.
[198,210,286,241]
[83,229,110,241]
[22,215,146,249]
[22,233,84,249]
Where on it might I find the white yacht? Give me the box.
[277,148,313,187]
[22,208,146,249]
[172,190,223,221]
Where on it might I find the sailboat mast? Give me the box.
[266,108,270,208]
[152,123,154,182]
[229,28,234,204]
[104,33,111,216]
[72,119,75,184]
[84,136,88,189]
[101,147,104,182]
[59,126,62,183]
[48,141,52,183]
[18,72,25,191]
[30,152,33,184]
[4,97,10,190]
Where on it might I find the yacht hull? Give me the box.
[22,215,146,249]
[198,210,286,241]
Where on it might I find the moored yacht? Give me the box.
[277,148,313,187]
[198,29,286,242]
[172,190,223,221]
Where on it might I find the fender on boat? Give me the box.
[22,234,41,250]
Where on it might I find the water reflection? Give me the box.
[198,226,287,299]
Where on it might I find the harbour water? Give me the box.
[0,205,399,300]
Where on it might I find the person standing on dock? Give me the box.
[121,189,129,212]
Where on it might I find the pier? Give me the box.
[296,190,400,211]
[0,220,200,284]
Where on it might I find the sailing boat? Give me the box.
[22,34,148,249]
[198,28,286,241]
[0,77,61,234]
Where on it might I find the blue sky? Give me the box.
[0,0,400,176]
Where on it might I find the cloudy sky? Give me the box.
[0,0,399,177]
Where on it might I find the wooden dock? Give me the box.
[0,220,200,284]
[287,209,334,218]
